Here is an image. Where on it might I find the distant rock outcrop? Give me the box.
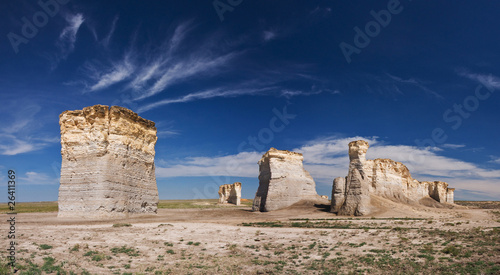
[253,148,322,212]
[58,105,159,218]
[332,140,455,216]
[219,182,242,205]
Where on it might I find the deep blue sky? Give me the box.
[1,0,499,202]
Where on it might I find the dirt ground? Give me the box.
[2,198,500,274]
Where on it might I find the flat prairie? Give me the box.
[1,198,499,274]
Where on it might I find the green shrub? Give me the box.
[442,245,461,256]
[39,244,53,250]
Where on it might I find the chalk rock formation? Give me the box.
[446,188,455,204]
[331,177,346,213]
[219,182,242,205]
[332,140,455,216]
[253,148,321,212]
[58,105,159,218]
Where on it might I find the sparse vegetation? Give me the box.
[83,250,98,257]
[6,200,500,274]
[242,221,392,229]
[112,223,132,227]
[70,244,80,252]
[110,246,140,256]
[0,201,58,213]
[38,244,53,250]
[455,201,500,209]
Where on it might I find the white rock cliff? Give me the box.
[253,148,321,211]
[58,105,159,218]
[218,182,242,205]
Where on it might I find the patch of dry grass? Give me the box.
[0,199,255,214]
[455,201,500,209]
[0,201,58,213]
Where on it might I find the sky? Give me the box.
[1,0,500,202]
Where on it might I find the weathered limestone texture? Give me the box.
[339,167,371,216]
[253,148,321,212]
[331,177,346,213]
[218,182,242,205]
[331,140,455,216]
[58,105,159,218]
[446,188,455,204]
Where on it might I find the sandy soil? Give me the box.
[3,198,500,274]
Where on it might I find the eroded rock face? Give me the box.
[446,188,455,204]
[339,167,371,216]
[219,182,242,205]
[253,148,320,212]
[58,105,159,218]
[331,140,455,216]
[331,177,346,213]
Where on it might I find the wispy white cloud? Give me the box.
[0,134,58,156]
[156,151,261,178]
[0,135,35,155]
[263,31,276,41]
[19,172,59,185]
[366,145,477,177]
[58,13,84,58]
[129,62,161,91]
[2,119,32,134]
[77,20,329,106]
[461,72,500,91]
[490,156,500,164]
[280,85,329,98]
[128,21,195,92]
[441,144,466,149]
[157,130,180,137]
[386,73,442,98]
[0,104,58,156]
[137,80,334,113]
[78,21,242,99]
[47,13,84,69]
[137,52,238,100]
[102,15,119,48]
[386,74,419,84]
[60,14,84,46]
[309,6,332,16]
[88,57,134,92]
[137,86,275,113]
[168,20,194,53]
